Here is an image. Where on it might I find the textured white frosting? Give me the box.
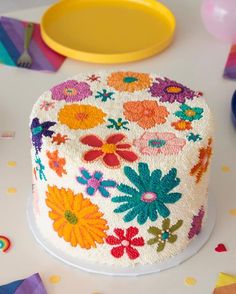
[30,71,213,266]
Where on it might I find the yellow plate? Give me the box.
[41,0,176,64]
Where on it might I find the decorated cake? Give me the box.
[30,71,213,266]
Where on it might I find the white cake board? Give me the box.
[27,195,216,277]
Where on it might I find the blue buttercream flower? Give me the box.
[112,162,182,225]
[31,117,56,153]
[35,155,46,181]
[76,168,117,197]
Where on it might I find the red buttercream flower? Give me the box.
[80,133,138,168]
[106,227,144,259]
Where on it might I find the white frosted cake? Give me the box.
[30,71,213,266]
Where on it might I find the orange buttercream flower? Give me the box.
[171,120,192,131]
[123,100,169,129]
[58,104,106,130]
[190,138,213,183]
[46,186,108,248]
[47,150,67,177]
[107,71,151,92]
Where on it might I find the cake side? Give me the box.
[30,71,213,266]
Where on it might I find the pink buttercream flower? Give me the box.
[134,132,186,155]
[50,80,92,102]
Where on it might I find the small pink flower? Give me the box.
[134,132,186,155]
[40,100,55,111]
[51,80,92,102]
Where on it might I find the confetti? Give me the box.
[49,275,61,284]
[7,188,17,194]
[0,236,11,253]
[7,161,17,167]
[229,209,236,216]
[213,272,236,293]
[184,277,197,286]
[215,243,227,253]
[0,131,15,139]
[221,165,231,173]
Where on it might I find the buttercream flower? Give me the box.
[46,186,108,248]
[147,218,183,252]
[31,117,56,153]
[52,133,69,145]
[51,80,92,102]
[95,89,115,102]
[107,71,151,92]
[47,150,67,177]
[134,132,186,155]
[87,74,100,82]
[123,100,169,129]
[171,120,192,131]
[174,104,203,121]
[58,104,106,130]
[107,118,129,131]
[40,100,55,111]
[35,155,46,181]
[188,206,205,239]
[187,133,202,142]
[112,163,182,225]
[76,168,116,197]
[80,133,138,168]
[150,77,195,103]
[106,227,144,259]
[190,138,212,183]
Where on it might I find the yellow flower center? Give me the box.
[117,122,122,126]
[101,143,116,154]
[177,121,187,129]
[75,112,88,121]
[166,86,183,94]
[185,109,196,117]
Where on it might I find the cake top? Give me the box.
[30,71,212,170]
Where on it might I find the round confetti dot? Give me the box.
[184,277,197,286]
[49,275,61,284]
[221,165,230,173]
[7,161,17,167]
[7,188,17,194]
[229,209,236,216]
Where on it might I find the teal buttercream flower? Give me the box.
[95,89,115,102]
[187,133,202,142]
[112,163,182,225]
[174,104,203,121]
[107,118,129,131]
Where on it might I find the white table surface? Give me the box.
[1,1,236,293]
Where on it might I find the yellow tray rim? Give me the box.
[41,0,176,64]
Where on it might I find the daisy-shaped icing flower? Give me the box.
[106,226,144,259]
[76,168,116,197]
[80,133,138,168]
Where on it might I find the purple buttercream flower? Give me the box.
[188,206,205,239]
[149,77,195,104]
[31,117,56,153]
[50,80,92,102]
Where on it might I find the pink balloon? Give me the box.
[201,0,236,43]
